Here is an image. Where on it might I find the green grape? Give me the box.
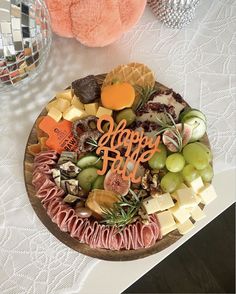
[161,172,182,193]
[198,164,214,182]
[182,164,199,183]
[195,142,213,162]
[166,153,185,172]
[148,144,167,169]
[182,143,209,170]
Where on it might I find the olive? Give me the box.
[115,108,136,126]
[75,207,92,218]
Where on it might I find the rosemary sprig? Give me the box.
[134,85,157,111]
[101,194,141,230]
[155,111,185,152]
[86,138,98,150]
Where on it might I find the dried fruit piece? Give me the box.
[85,189,120,218]
[101,82,135,110]
[104,170,130,196]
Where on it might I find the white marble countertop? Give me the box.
[0,1,235,293]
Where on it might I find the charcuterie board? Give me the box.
[24,67,214,261]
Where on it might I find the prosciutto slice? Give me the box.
[32,150,161,250]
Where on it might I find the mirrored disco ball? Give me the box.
[0,0,51,92]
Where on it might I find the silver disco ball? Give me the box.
[0,0,51,92]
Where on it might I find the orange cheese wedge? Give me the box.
[101,82,135,110]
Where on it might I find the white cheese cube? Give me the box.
[142,197,159,214]
[71,95,84,110]
[177,219,194,235]
[47,107,62,122]
[195,195,201,205]
[156,211,176,236]
[55,98,70,112]
[189,176,204,193]
[171,183,188,200]
[96,106,113,118]
[176,188,197,208]
[161,223,177,236]
[56,89,73,101]
[169,204,191,224]
[190,206,206,221]
[156,193,175,211]
[84,103,99,116]
[199,183,217,205]
[63,105,87,122]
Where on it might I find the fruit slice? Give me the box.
[180,108,206,123]
[92,175,105,189]
[162,123,192,152]
[104,170,130,196]
[86,189,120,218]
[77,167,99,192]
[182,116,206,142]
[77,154,103,169]
[182,143,209,170]
[101,82,135,110]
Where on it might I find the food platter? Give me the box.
[24,68,214,261]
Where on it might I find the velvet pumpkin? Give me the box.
[45,0,147,47]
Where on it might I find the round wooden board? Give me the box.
[24,74,211,261]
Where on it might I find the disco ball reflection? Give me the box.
[0,0,51,92]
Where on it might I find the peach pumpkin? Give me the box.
[45,0,147,47]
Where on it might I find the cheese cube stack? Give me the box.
[169,205,191,224]
[198,183,217,205]
[63,105,88,122]
[176,187,197,208]
[177,219,194,235]
[156,211,177,236]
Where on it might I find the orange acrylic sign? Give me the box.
[96,115,160,183]
[39,116,77,153]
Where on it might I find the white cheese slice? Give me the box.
[156,211,176,236]
[142,197,159,214]
[156,193,175,211]
[189,177,204,193]
[177,219,194,235]
[169,204,191,224]
[190,206,206,221]
[176,188,197,208]
[199,183,217,205]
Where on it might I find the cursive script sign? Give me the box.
[96,115,160,183]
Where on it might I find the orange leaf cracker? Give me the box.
[39,116,78,154]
